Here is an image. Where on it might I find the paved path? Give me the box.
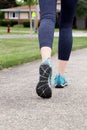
[0,32,87,38]
[0,49,87,130]
[0,34,37,39]
[54,32,87,37]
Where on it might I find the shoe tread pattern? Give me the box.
[36,64,52,98]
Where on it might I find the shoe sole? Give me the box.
[55,83,68,88]
[36,64,52,98]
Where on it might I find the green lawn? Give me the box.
[0,26,87,35]
[0,37,87,70]
[0,26,31,34]
[0,26,30,31]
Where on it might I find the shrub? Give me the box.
[0,11,4,19]
[0,20,18,27]
[1,20,11,26]
[10,20,18,26]
[0,20,2,26]
[23,21,30,27]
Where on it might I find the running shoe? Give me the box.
[36,58,52,98]
[54,74,68,88]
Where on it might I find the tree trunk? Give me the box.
[29,6,33,32]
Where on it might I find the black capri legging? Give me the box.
[38,0,78,60]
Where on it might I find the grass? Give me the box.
[0,37,87,70]
[0,38,39,69]
[0,26,30,31]
[0,26,31,34]
[0,26,87,35]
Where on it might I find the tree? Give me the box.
[16,0,27,6]
[16,0,38,31]
[76,0,87,17]
[75,0,87,29]
[0,0,17,9]
[24,0,37,5]
[27,0,38,31]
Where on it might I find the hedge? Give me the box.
[0,20,18,27]
[23,21,30,27]
[0,11,4,19]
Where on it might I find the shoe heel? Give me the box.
[36,83,52,98]
[39,64,52,79]
[36,64,52,98]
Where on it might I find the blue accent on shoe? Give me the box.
[54,74,68,88]
[42,58,52,68]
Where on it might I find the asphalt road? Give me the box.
[0,49,87,130]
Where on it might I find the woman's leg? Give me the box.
[58,0,78,75]
[54,0,78,88]
[36,0,57,98]
[38,0,57,61]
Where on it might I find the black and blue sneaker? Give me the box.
[36,59,52,98]
[54,74,68,88]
